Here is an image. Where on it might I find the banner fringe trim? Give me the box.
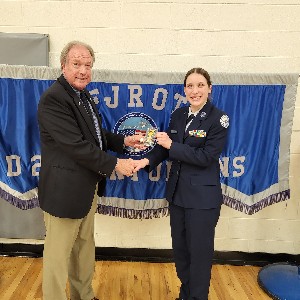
[0,187,291,216]
[223,190,290,215]
[0,188,39,210]
[97,204,169,219]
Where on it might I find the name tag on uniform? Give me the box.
[170,130,178,134]
[189,130,206,137]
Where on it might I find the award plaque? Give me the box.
[143,128,157,147]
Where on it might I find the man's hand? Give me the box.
[115,158,135,177]
[133,158,149,173]
[124,134,146,150]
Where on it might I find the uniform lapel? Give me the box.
[178,107,189,142]
[184,101,213,139]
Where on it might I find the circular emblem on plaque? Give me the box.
[114,112,158,156]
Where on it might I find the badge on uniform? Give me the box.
[220,115,229,128]
[188,129,206,137]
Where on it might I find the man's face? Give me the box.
[62,45,93,91]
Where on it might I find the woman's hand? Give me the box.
[156,132,172,149]
[133,158,149,172]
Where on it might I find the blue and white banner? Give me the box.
[0,65,298,218]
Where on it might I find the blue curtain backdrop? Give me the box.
[0,65,298,218]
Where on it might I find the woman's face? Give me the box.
[184,72,212,111]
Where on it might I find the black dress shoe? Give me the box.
[91,298,99,300]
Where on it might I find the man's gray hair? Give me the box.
[60,41,95,68]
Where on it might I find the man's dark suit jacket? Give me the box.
[146,101,229,209]
[38,75,124,219]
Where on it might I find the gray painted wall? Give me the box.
[0,32,48,239]
[0,32,48,66]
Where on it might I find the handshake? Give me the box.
[115,157,149,177]
[114,132,150,177]
[115,130,173,177]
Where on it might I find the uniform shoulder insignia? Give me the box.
[220,115,229,128]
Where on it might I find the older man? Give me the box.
[38,41,142,300]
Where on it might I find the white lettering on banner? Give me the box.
[174,93,187,110]
[152,88,168,111]
[149,164,161,182]
[91,85,187,111]
[219,156,246,178]
[233,156,245,177]
[128,85,143,108]
[110,169,124,180]
[109,168,142,181]
[5,155,41,177]
[219,157,229,177]
[130,172,139,182]
[6,155,41,177]
[31,155,41,176]
[3,154,245,180]
[6,155,21,177]
[104,86,119,108]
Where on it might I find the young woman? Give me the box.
[134,67,229,300]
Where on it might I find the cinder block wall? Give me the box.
[1,0,300,254]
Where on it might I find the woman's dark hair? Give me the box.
[183,67,212,87]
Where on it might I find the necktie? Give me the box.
[80,92,92,116]
[185,114,195,131]
[186,114,195,124]
[80,92,103,149]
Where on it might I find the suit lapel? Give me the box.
[85,90,107,149]
[78,90,100,143]
[57,75,100,144]
[184,101,213,139]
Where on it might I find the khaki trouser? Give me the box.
[42,196,97,300]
